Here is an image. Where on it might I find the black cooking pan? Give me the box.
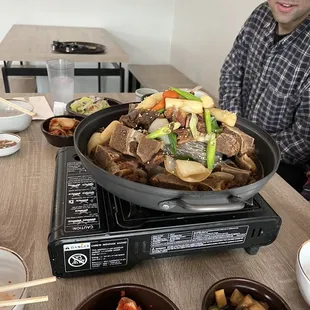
[74,104,280,213]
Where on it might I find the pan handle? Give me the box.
[158,197,245,212]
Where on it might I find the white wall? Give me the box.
[170,0,263,100]
[0,0,175,93]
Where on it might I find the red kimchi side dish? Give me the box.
[116,296,142,310]
[48,118,80,137]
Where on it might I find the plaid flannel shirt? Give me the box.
[219,2,310,165]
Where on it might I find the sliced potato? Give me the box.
[230,288,244,306]
[100,120,120,144]
[181,100,203,114]
[135,95,157,110]
[249,302,267,310]
[87,132,103,155]
[215,289,227,308]
[210,107,237,127]
[151,92,164,102]
[236,295,255,309]
[165,98,203,114]
[201,95,215,108]
[165,98,185,109]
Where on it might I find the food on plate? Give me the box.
[87,86,263,191]
[48,117,80,137]
[116,297,142,310]
[70,96,110,115]
[0,140,17,149]
[209,288,270,309]
[116,291,142,310]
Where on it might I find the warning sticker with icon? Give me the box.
[64,243,91,272]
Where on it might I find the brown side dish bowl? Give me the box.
[75,283,179,310]
[41,115,84,147]
[201,277,291,310]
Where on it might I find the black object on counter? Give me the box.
[52,40,106,54]
[48,147,281,278]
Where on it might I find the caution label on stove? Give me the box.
[150,226,249,255]
[65,162,101,233]
[63,239,129,273]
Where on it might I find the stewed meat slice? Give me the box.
[136,136,163,163]
[222,125,255,155]
[175,128,193,145]
[120,109,160,129]
[217,162,251,186]
[93,145,147,184]
[109,123,144,157]
[150,173,197,190]
[216,133,241,157]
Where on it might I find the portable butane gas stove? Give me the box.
[48,147,282,278]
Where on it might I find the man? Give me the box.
[219,0,310,193]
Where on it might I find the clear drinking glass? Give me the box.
[46,59,75,104]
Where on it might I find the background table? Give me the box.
[0,93,309,309]
[0,25,129,93]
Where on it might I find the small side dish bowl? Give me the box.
[0,134,21,157]
[201,277,290,310]
[41,115,83,147]
[181,88,207,99]
[75,283,179,310]
[0,100,34,133]
[0,246,29,310]
[297,239,310,306]
[66,96,121,118]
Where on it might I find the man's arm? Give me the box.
[271,85,310,165]
[219,24,249,114]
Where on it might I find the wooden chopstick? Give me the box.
[189,85,203,93]
[0,97,35,117]
[0,296,48,307]
[0,276,56,293]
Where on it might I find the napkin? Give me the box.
[14,96,54,120]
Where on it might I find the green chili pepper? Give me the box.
[211,116,220,131]
[169,87,202,102]
[207,133,216,169]
[157,108,165,114]
[147,122,181,139]
[168,133,177,156]
[204,109,212,134]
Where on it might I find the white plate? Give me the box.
[0,247,29,310]
[0,134,21,157]
[297,240,310,306]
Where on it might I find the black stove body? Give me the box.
[48,147,282,278]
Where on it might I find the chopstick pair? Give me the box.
[0,97,36,117]
[0,276,56,308]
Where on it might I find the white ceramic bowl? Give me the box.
[181,88,208,99]
[297,240,310,306]
[0,100,34,133]
[135,88,158,101]
[0,134,21,157]
[0,247,29,310]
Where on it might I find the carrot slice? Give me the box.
[151,99,165,111]
[163,90,179,99]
